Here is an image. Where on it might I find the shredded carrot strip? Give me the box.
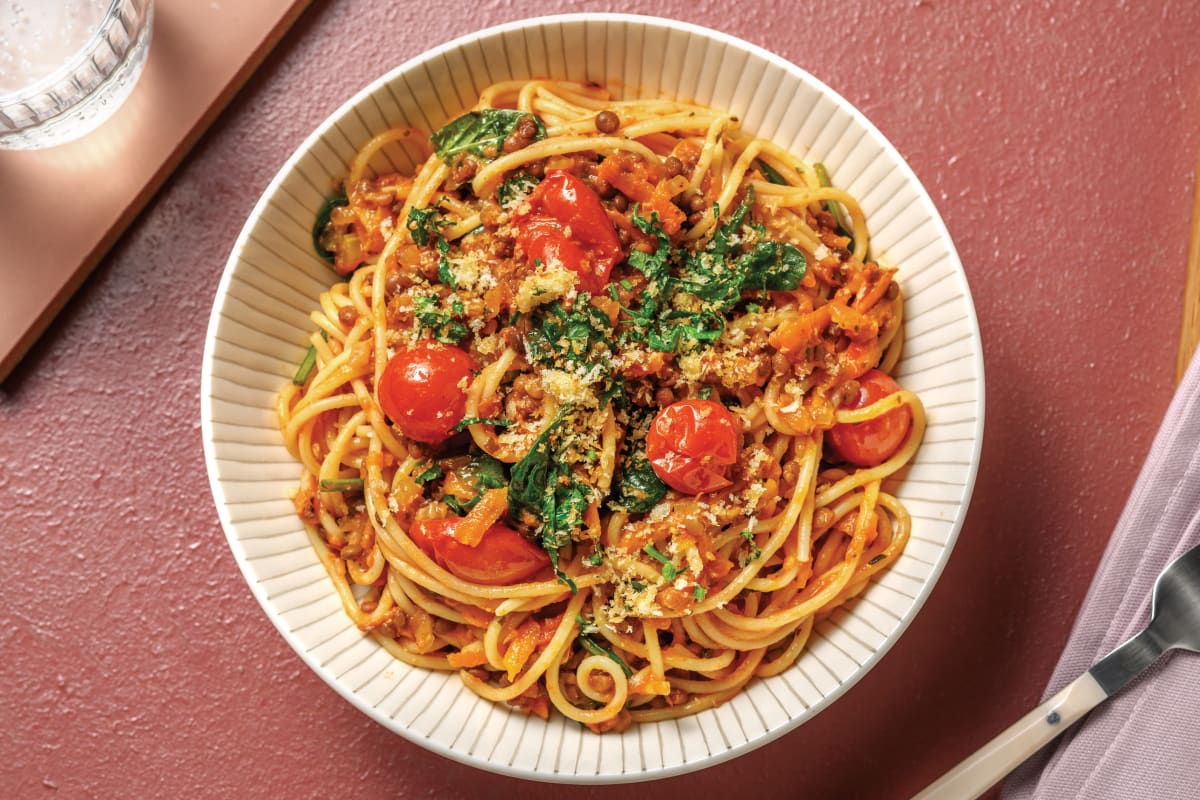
[769,305,832,355]
[447,641,490,668]
[597,157,687,234]
[453,488,508,546]
[502,619,542,681]
[629,668,671,696]
[855,268,894,312]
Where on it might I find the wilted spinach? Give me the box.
[431,108,546,162]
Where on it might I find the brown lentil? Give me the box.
[501,326,523,352]
[384,270,403,296]
[594,110,620,133]
[516,115,539,139]
[664,155,683,177]
[501,133,523,154]
[338,305,358,326]
[589,176,614,198]
[449,156,477,184]
[840,379,861,405]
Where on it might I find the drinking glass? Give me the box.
[0,0,154,149]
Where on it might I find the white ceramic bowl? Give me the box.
[201,13,984,783]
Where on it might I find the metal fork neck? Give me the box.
[1088,627,1167,696]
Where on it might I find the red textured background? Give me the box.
[3,1,1199,797]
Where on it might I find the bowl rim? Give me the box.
[201,10,985,784]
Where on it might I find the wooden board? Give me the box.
[1178,151,1200,383]
[0,0,312,382]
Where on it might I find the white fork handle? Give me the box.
[912,671,1109,800]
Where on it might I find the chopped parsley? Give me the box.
[642,544,679,582]
[575,614,633,677]
[497,174,539,207]
[616,194,806,354]
[405,206,439,246]
[740,529,762,565]
[406,205,456,288]
[452,416,514,431]
[435,235,456,288]
[413,463,443,484]
[413,294,468,344]
[524,299,624,408]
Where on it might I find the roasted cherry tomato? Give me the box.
[646,399,740,494]
[513,170,622,294]
[408,518,550,585]
[377,342,476,444]
[826,369,912,467]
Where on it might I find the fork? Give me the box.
[912,540,1200,800]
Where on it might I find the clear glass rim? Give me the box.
[0,0,138,106]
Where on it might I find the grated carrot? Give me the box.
[452,488,508,546]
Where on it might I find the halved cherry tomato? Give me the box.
[825,369,912,467]
[513,171,622,294]
[377,342,476,444]
[408,517,550,585]
[646,399,740,494]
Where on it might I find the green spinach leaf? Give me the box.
[431,109,547,162]
[507,408,593,592]
[312,189,349,263]
[736,240,808,293]
[610,410,668,513]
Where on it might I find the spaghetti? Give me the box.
[279,80,925,732]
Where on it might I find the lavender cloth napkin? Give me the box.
[1000,350,1200,800]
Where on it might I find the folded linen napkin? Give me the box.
[1001,350,1200,800]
